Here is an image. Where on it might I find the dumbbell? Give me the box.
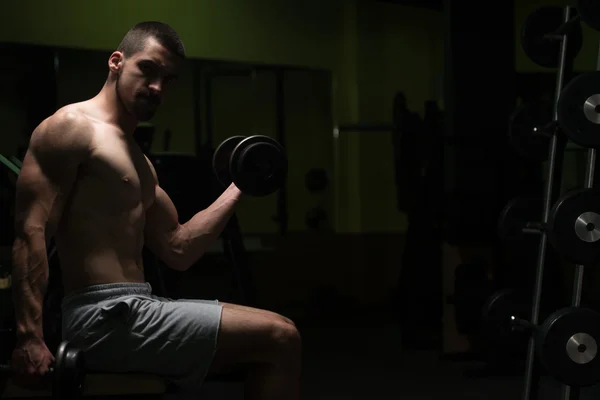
[212,135,288,197]
[0,340,85,399]
[497,196,543,241]
[521,6,583,69]
[498,188,600,266]
[481,289,531,349]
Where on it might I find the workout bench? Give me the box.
[1,370,246,398]
[2,373,167,398]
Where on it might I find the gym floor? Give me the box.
[189,307,600,400]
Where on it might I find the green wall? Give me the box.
[209,71,278,233]
[355,3,444,233]
[332,2,445,233]
[331,1,362,233]
[207,69,333,233]
[0,0,344,70]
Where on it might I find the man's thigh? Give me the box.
[218,302,295,326]
[154,295,294,326]
[65,295,223,389]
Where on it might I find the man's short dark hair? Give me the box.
[117,21,185,59]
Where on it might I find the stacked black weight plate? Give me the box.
[577,0,600,31]
[538,307,600,387]
[521,6,583,68]
[547,188,600,265]
[558,72,600,149]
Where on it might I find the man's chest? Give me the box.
[82,136,156,211]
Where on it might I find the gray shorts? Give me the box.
[61,282,223,391]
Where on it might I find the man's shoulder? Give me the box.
[31,105,94,155]
[45,104,93,131]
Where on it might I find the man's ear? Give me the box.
[108,51,125,73]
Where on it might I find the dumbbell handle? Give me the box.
[532,121,560,138]
[523,221,546,234]
[0,363,54,375]
[510,316,537,333]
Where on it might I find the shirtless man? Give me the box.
[10,21,301,399]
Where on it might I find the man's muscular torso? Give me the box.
[48,102,157,294]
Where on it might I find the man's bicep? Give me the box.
[144,186,181,259]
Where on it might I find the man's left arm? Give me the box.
[144,163,242,271]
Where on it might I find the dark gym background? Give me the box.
[2,0,600,399]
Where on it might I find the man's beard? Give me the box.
[115,75,157,122]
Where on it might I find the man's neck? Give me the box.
[93,84,138,134]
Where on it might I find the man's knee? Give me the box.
[209,311,301,374]
[280,315,297,328]
[269,319,302,355]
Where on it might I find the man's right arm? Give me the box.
[12,112,91,341]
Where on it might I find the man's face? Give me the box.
[112,37,181,121]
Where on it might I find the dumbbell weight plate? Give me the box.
[537,307,600,387]
[498,196,542,241]
[508,101,552,162]
[53,341,85,399]
[482,289,530,348]
[212,136,247,188]
[230,135,288,197]
[521,6,583,68]
[547,187,600,265]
